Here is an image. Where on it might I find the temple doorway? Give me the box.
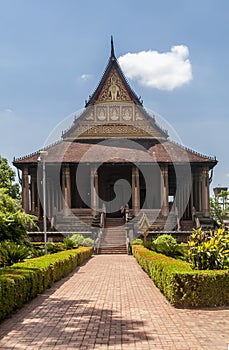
[98,164,132,217]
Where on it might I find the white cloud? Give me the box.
[118,45,193,91]
[4,108,13,113]
[226,174,229,177]
[80,74,92,81]
[0,108,17,122]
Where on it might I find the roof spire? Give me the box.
[110,35,115,58]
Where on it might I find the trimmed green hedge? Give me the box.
[0,247,93,321]
[132,245,229,308]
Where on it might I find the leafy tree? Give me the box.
[0,157,20,199]
[0,188,35,242]
[210,190,229,225]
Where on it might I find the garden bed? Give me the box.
[132,245,229,308]
[0,247,93,321]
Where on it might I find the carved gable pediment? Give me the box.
[96,69,132,103]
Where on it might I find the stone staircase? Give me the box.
[54,212,97,238]
[99,218,127,254]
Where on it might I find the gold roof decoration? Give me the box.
[96,69,132,103]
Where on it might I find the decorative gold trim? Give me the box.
[77,124,156,138]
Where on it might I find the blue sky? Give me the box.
[0,0,228,192]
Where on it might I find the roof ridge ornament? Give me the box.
[111,35,115,59]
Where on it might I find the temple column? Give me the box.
[192,171,198,211]
[36,165,42,220]
[62,164,71,214]
[51,180,55,216]
[47,177,55,226]
[174,168,183,219]
[37,196,42,220]
[132,165,140,215]
[201,167,210,217]
[47,178,52,219]
[160,164,169,216]
[91,165,99,213]
[54,177,60,212]
[192,169,202,212]
[30,169,37,214]
[183,178,192,220]
[59,184,62,211]
[198,170,202,212]
[22,166,29,213]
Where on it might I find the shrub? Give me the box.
[0,247,93,321]
[151,234,186,259]
[63,237,76,249]
[131,238,144,246]
[69,234,94,247]
[145,241,153,250]
[154,234,177,245]
[70,234,85,247]
[0,241,33,266]
[30,242,45,257]
[132,245,229,308]
[187,228,229,270]
[82,237,94,247]
[46,242,66,254]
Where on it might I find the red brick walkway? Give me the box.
[0,255,228,349]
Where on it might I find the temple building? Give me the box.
[13,39,217,241]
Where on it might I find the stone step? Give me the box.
[103,232,126,237]
[103,231,126,236]
[105,219,125,227]
[100,240,126,247]
[99,245,127,254]
[104,230,125,233]
[101,238,126,242]
[105,223,125,227]
[101,237,126,243]
[102,232,126,242]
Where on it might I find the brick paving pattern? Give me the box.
[0,255,228,349]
